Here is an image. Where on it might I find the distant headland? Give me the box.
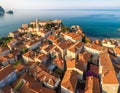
[0,6,5,14]
[0,6,13,14]
[6,10,13,14]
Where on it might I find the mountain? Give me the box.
[0,6,5,14]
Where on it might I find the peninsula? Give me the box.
[0,19,119,93]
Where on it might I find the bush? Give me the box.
[54,68,63,76]
[14,60,22,68]
[0,37,13,47]
[45,23,55,29]
[21,47,29,53]
[61,26,69,32]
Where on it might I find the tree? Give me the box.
[54,68,63,76]
[29,24,33,28]
[44,23,49,29]
[21,47,28,53]
[61,26,69,32]
[85,38,91,43]
[44,23,55,29]
[0,37,13,47]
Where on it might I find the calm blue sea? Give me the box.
[0,9,120,38]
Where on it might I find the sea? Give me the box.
[0,9,120,39]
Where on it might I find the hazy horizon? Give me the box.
[0,0,120,10]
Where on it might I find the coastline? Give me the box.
[88,36,120,41]
[1,9,120,39]
[1,30,120,41]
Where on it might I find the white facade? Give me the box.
[22,56,34,63]
[102,43,116,48]
[102,84,119,93]
[43,78,61,89]
[67,46,83,59]
[84,46,101,55]
[26,41,41,50]
[61,86,74,93]
[38,29,54,38]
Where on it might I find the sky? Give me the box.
[0,0,120,9]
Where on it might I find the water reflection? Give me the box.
[0,13,5,18]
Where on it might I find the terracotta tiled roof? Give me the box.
[66,59,84,71]
[15,64,25,71]
[0,56,8,62]
[36,53,47,61]
[20,73,42,93]
[35,66,58,86]
[61,70,79,92]
[21,82,56,93]
[1,86,12,93]
[53,57,64,68]
[64,32,82,41]
[68,42,83,53]
[114,46,120,55]
[15,42,26,49]
[48,35,57,41]
[84,76,100,93]
[72,35,82,41]
[0,64,14,81]
[85,43,108,52]
[99,52,114,69]
[40,42,49,50]
[67,33,80,37]
[53,47,61,52]
[5,53,15,59]
[102,70,119,84]
[38,86,56,93]
[30,64,59,87]
[0,47,9,53]
[78,52,92,64]
[58,41,74,50]
[25,62,35,67]
[25,40,40,46]
[44,45,56,52]
[23,50,38,59]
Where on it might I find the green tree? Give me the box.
[61,26,69,32]
[21,47,28,53]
